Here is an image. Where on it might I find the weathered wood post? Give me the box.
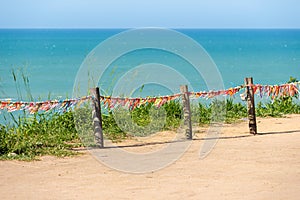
[244,77,257,135]
[90,87,104,148]
[180,85,193,139]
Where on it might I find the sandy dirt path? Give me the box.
[1,115,300,200]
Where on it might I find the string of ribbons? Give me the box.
[0,82,299,113]
[0,96,92,114]
[244,82,299,99]
[99,93,182,110]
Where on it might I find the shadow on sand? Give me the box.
[99,129,300,149]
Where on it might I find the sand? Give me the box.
[1,115,300,200]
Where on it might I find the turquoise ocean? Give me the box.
[0,29,299,101]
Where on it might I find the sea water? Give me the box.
[0,29,299,101]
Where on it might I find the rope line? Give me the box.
[0,82,299,113]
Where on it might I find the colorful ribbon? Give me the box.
[0,96,92,114]
[99,94,182,110]
[189,86,242,99]
[1,82,299,113]
[246,82,299,99]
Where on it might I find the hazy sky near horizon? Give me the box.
[0,0,299,28]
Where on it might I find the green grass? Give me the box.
[0,111,82,160]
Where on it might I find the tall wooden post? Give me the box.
[180,85,193,139]
[245,77,257,135]
[90,87,104,148]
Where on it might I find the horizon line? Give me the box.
[1,27,300,30]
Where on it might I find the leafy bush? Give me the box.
[256,96,300,117]
[162,100,182,129]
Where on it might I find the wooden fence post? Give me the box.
[244,77,257,135]
[90,87,104,148]
[180,85,193,139]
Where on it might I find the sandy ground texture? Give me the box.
[1,115,300,200]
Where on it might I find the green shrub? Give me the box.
[256,96,300,117]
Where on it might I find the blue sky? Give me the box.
[0,0,299,28]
